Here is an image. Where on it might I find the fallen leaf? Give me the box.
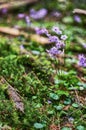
[0,0,38,10]
[0,27,20,36]
[30,34,50,45]
[63,105,70,111]
[50,124,60,130]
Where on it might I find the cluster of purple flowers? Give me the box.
[30,8,47,20]
[17,8,47,25]
[48,26,67,57]
[78,54,86,67]
[35,26,67,58]
[35,27,49,36]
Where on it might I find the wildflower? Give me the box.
[52,26,62,35]
[1,8,8,14]
[47,47,58,57]
[61,35,68,40]
[30,8,47,20]
[25,16,30,25]
[78,54,86,67]
[35,27,49,35]
[29,9,35,14]
[56,40,65,49]
[47,100,52,104]
[17,13,25,19]
[74,15,81,23]
[47,47,62,57]
[82,43,86,48]
[20,45,24,50]
[49,35,59,43]
[51,11,61,17]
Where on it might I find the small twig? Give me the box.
[74,90,80,104]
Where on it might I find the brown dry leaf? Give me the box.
[0,27,50,45]
[63,105,70,111]
[0,0,38,10]
[30,34,50,45]
[73,8,86,15]
[63,122,74,128]
[1,125,12,130]
[50,124,60,130]
[0,27,20,36]
[0,77,24,113]
[73,64,86,75]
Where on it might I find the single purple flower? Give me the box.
[74,15,81,23]
[61,35,68,40]
[78,54,86,67]
[56,40,65,49]
[82,43,86,48]
[17,13,25,19]
[1,8,8,14]
[49,35,59,43]
[25,16,30,25]
[47,100,52,104]
[52,26,62,35]
[51,11,61,17]
[20,45,24,50]
[29,9,35,14]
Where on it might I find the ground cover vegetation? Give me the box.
[0,0,86,129]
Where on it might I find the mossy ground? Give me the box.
[0,0,86,130]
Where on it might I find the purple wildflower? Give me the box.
[47,47,58,57]
[1,8,8,14]
[51,11,61,17]
[49,35,59,43]
[35,27,49,36]
[25,16,30,25]
[82,43,86,48]
[20,45,24,50]
[47,47,62,57]
[52,26,62,35]
[74,15,81,23]
[78,54,86,67]
[61,35,68,40]
[17,13,25,19]
[29,9,35,14]
[56,40,65,49]
[47,100,52,104]
[30,8,47,20]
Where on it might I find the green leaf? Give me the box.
[34,123,44,129]
[61,127,72,130]
[72,103,79,108]
[54,105,63,111]
[50,93,59,100]
[64,98,71,105]
[57,90,69,96]
[48,110,54,114]
[76,125,85,130]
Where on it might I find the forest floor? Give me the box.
[0,0,86,130]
